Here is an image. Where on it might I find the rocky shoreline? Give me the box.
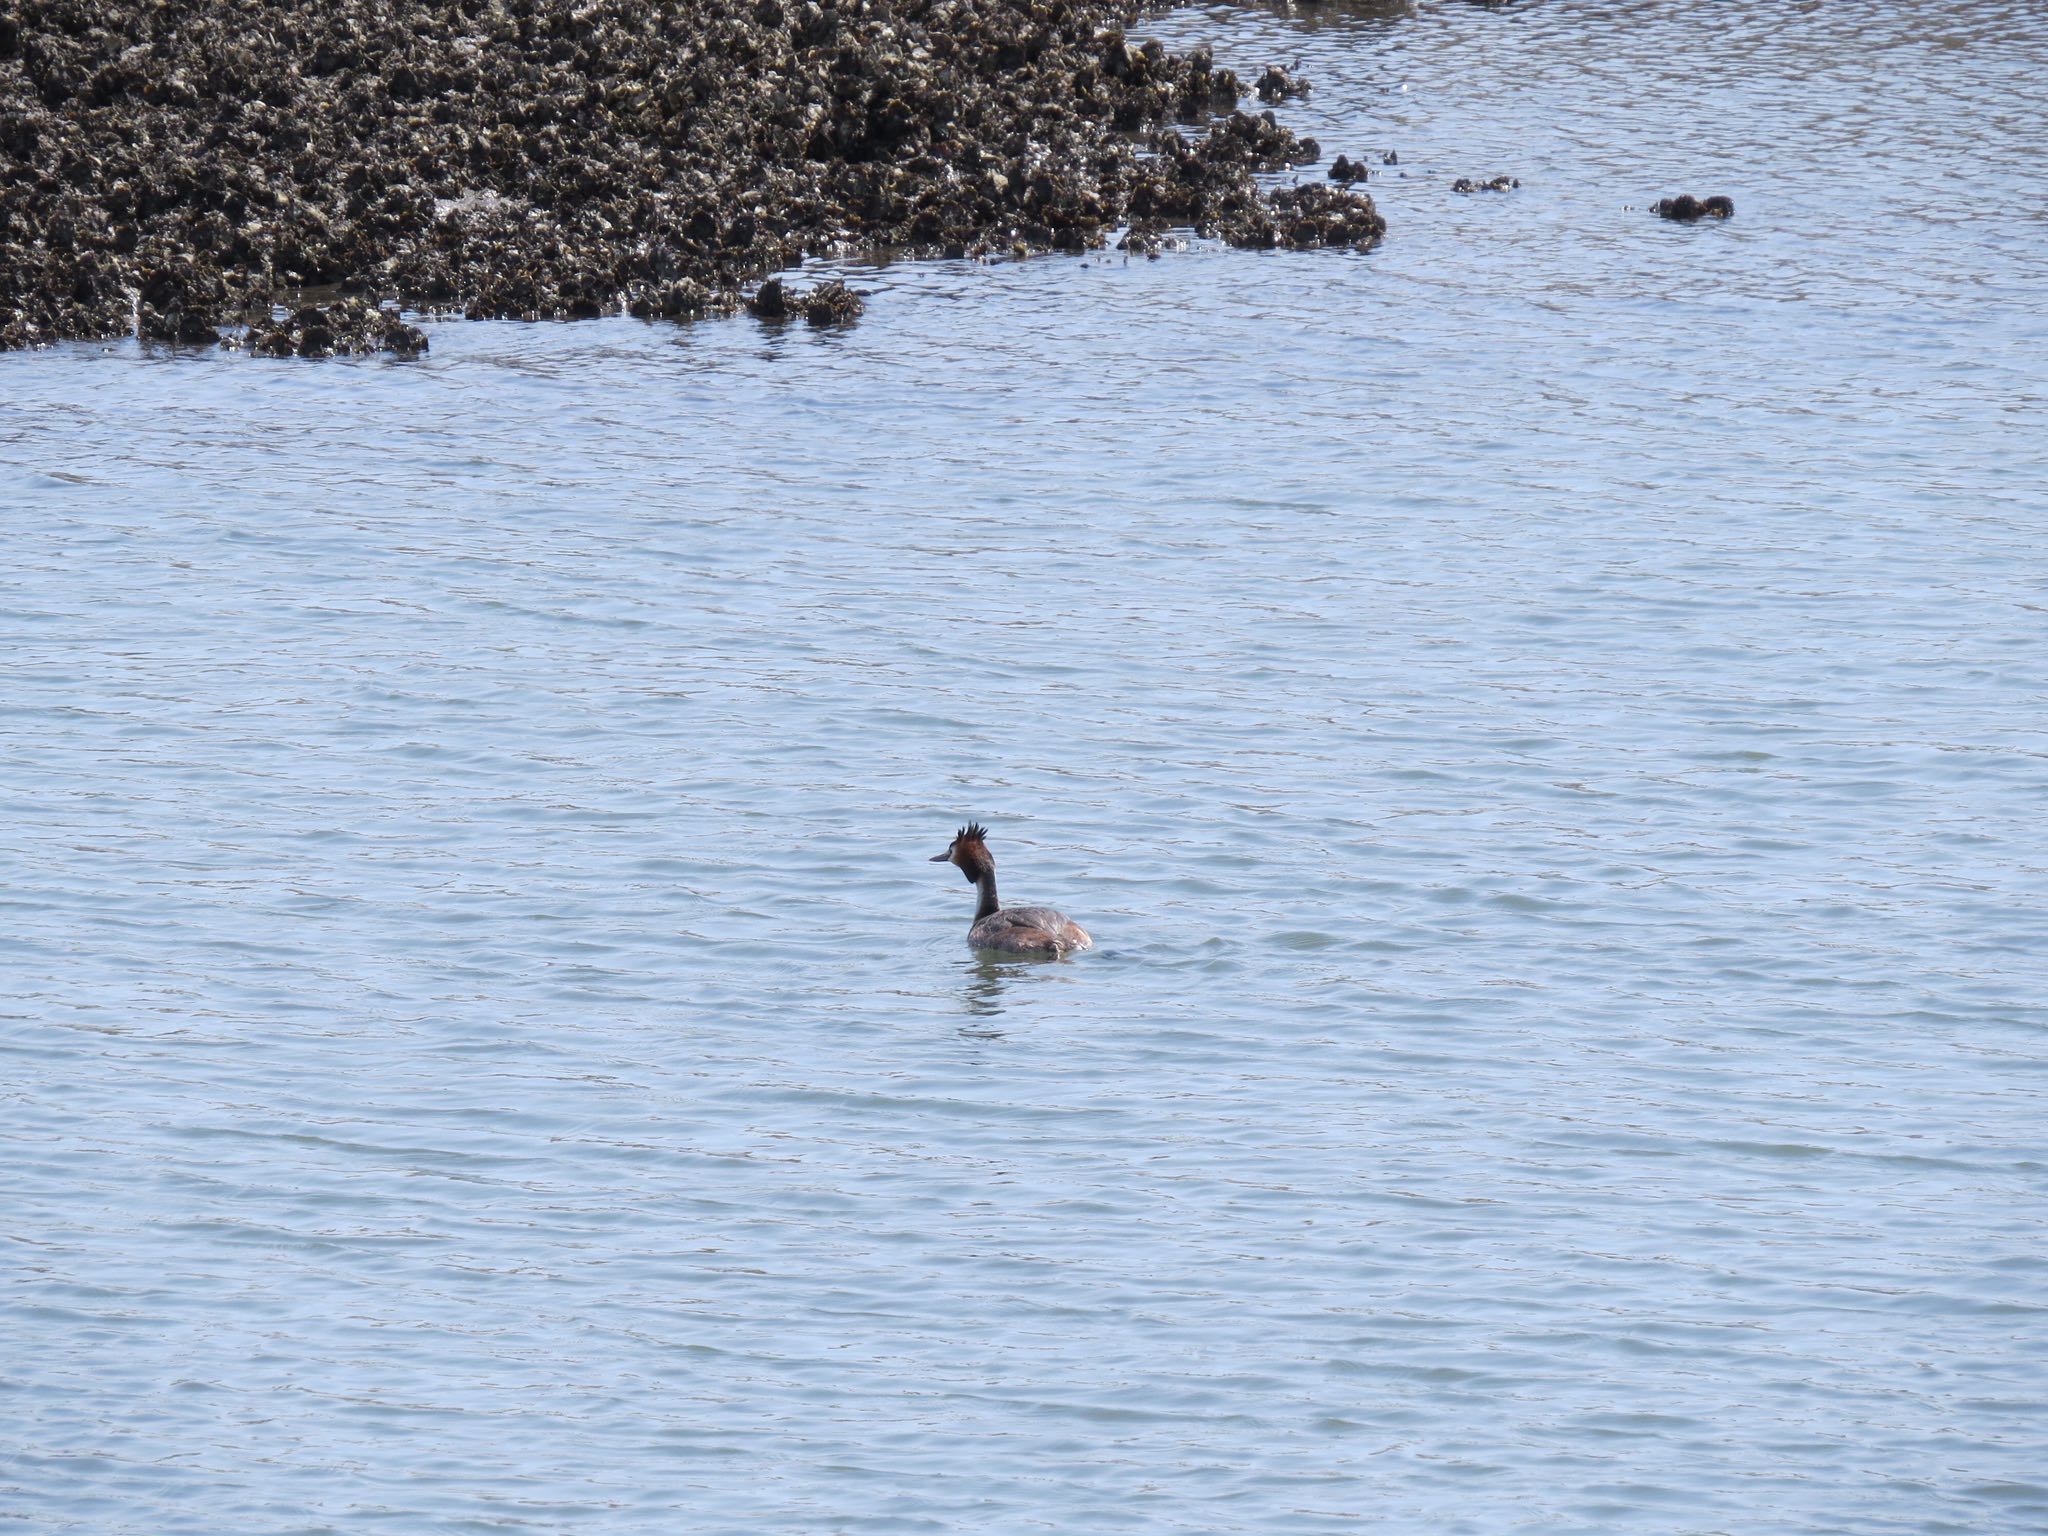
[0,0,1382,355]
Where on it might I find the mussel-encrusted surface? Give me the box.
[0,0,1383,351]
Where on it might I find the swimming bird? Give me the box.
[930,823,1092,957]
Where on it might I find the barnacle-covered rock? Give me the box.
[1240,183,1385,251]
[800,280,863,326]
[1254,64,1308,103]
[240,300,428,359]
[0,0,1388,351]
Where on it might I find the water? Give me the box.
[4,2,2046,1531]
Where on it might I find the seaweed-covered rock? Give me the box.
[1453,176,1519,194]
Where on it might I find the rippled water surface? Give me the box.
[5,2,2047,1531]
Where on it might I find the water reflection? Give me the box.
[957,949,1047,1024]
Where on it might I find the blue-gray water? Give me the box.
[5,2,2046,1532]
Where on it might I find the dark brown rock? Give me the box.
[1653,194,1735,221]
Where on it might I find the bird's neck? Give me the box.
[954,850,1000,923]
[972,870,1000,922]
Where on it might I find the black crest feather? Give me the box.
[957,822,989,843]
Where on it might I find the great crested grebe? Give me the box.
[930,823,1092,958]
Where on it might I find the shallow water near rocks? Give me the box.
[4,2,2047,1532]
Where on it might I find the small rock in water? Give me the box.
[1328,155,1368,184]
[800,280,863,326]
[1452,176,1519,194]
[1652,194,1735,221]
[383,320,430,359]
[1255,64,1309,103]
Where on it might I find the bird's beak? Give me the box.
[929,849,951,862]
